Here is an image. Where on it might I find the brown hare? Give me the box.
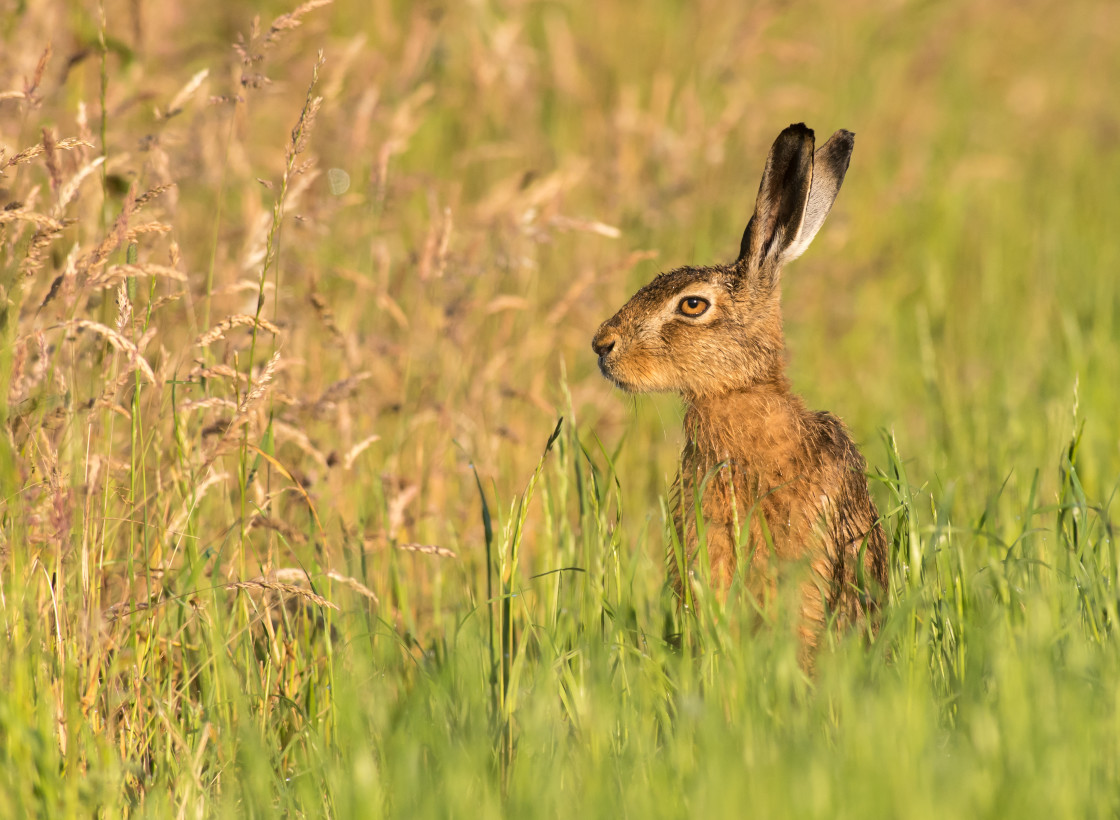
[592,123,888,650]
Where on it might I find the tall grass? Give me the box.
[1,0,1119,816]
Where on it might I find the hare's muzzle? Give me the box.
[591,325,624,384]
[591,328,617,358]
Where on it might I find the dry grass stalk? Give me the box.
[266,568,315,585]
[124,223,174,242]
[342,434,380,470]
[91,384,133,418]
[20,219,68,278]
[266,566,380,604]
[265,0,334,48]
[195,315,281,347]
[0,208,65,231]
[308,287,344,343]
[269,567,380,607]
[6,335,29,407]
[179,397,238,413]
[3,137,92,168]
[0,43,50,106]
[289,93,322,159]
[249,516,308,544]
[396,543,457,558]
[203,352,282,460]
[239,351,282,413]
[418,203,454,281]
[548,214,621,238]
[314,372,370,409]
[53,156,105,217]
[211,279,276,298]
[48,242,82,310]
[485,295,531,314]
[74,101,91,144]
[134,183,177,208]
[27,42,51,104]
[244,99,323,271]
[92,322,141,419]
[325,569,379,604]
[157,68,209,120]
[66,320,156,384]
[272,390,303,409]
[79,182,138,277]
[91,323,159,415]
[41,128,61,193]
[271,419,329,471]
[148,291,186,312]
[360,532,457,559]
[102,599,154,622]
[103,575,342,625]
[88,263,188,290]
[386,483,419,538]
[373,83,435,204]
[434,207,453,278]
[115,284,132,334]
[227,579,339,611]
[188,363,246,384]
[166,470,231,536]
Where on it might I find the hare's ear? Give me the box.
[737,123,815,270]
[780,129,855,263]
[737,125,855,269]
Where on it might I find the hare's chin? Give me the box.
[598,361,636,393]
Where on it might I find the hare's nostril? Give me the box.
[592,332,617,357]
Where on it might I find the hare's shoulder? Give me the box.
[806,410,888,577]
[806,409,866,470]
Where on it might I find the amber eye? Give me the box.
[678,296,711,317]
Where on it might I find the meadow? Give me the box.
[2,0,1120,816]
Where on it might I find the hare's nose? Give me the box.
[592,329,618,357]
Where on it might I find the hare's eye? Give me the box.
[678,296,711,317]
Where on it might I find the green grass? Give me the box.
[2,0,1120,816]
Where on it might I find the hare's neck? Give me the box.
[683,381,810,466]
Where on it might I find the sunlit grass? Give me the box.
[1,0,1119,816]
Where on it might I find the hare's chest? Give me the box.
[679,445,769,519]
[678,442,811,545]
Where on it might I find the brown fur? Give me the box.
[592,124,888,653]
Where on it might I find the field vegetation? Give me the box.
[2,0,1120,816]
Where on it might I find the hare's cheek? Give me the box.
[658,321,695,349]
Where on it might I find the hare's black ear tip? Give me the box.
[829,130,856,163]
[784,122,814,140]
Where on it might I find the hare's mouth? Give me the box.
[598,358,635,392]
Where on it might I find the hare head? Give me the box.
[592,124,854,399]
